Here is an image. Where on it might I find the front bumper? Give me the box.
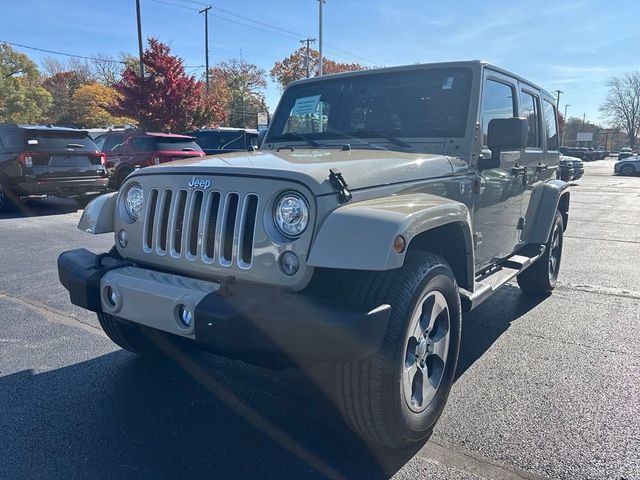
[16,176,109,196]
[58,249,391,362]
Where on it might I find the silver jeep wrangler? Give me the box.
[58,61,569,448]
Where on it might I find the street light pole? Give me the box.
[318,0,326,76]
[562,104,570,147]
[199,5,212,94]
[135,0,144,78]
[555,89,563,108]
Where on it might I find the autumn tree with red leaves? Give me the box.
[111,38,225,131]
[270,47,366,90]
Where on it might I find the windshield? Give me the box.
[266,67,472,149]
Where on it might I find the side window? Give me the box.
[521,91,541,148]
[543,100,559,151]
[104,134,126,152]
[481,79,516,146]
[93,135,107,151]
[131,137,156,151]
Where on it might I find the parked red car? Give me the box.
[93,129,205,189]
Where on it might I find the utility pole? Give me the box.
[300,38,316,78]
[318,0,326,76]
[199,5,212,94]
[562,104,570,147]
[555,89,563,107]
[135,0,144,77]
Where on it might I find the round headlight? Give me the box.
[125,184,144,221]
[274,192,309,238]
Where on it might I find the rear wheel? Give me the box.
[0,176,18,213]
[621,164,635,176]
[517,212,564,295]
[334,251,461,448]
[115,167,134,190]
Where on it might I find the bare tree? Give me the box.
[91,54,124,85]
[600,72,640,148]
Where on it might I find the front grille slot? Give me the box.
[144,189,158,251]
[240,195,258,266]
[222,193,240,264]
[204,192,221,260]
[188,191,204,258]
[172,190,188,255]
[158,190,173,253]
[143,185,258,269]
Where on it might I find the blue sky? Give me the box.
[1,0,638,123]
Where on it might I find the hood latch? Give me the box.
[329,168,352,203]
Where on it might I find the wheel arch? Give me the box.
[521,179,571,245]
[307,193,475,291]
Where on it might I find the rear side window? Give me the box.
[154,137,202,152]
[93,135,107,151]
[23,131,98,151]
[543,100,559,151]
[103,134,126,152]
[481,79,516,146]
[521,91,541,148]
[131,137,157,151]
[193,132,248,150]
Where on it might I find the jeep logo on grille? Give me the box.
[188,177,211,190]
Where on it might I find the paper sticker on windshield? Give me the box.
[442,76,454,90]
[27,139,38,145]
[291,95,322,116]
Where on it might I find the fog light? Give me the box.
[117,229,128,248]
[105,286,118,307]
[279,251,300,276]
[178,304,193,328]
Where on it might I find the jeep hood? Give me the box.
[130,149,455,196]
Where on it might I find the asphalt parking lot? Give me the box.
[0,158,638,480]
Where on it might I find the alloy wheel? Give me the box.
[403,290,451,413]
[548,224,562,281]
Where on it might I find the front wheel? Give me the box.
[620,164,635,176]
[517,212,564,295]
[334,251,461,448]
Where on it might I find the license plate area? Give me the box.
[49,156,92,167]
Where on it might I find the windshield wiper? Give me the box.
[362,132,413,149]
[271,132,319,148]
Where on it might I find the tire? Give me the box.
[620,164,635,176]
[517,212,564,295]
[0,176,18,213]
[75,193,98,208]
[115,167,134,190]
[334,251,462,448]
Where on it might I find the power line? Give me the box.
[151,0,198,11]
[0,40,124,63]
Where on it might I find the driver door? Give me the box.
[473,72,525,268]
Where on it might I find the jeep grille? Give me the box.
[143,188,259,269]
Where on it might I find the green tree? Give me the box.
[0,43,51,123]
[70,83,134,127]
[209,59,267,128]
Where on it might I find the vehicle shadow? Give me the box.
[0,197,81,219]
[1,285,547,480]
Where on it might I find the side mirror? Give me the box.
[480,117,527,171]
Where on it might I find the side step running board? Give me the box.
[460,245,545,311]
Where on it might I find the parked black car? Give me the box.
[0,124,109,211]
[187,127,259,155]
